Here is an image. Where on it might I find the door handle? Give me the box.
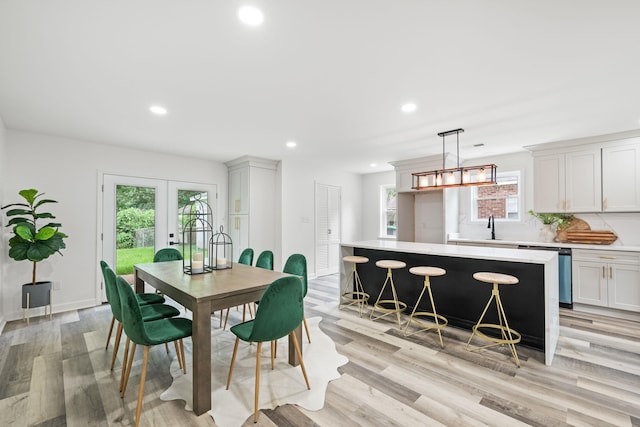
[602,266,605,278]
[328,229,332,235]
[610,266,613,279]
[169,241,179,246]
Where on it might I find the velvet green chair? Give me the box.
[116,275,192,427]
[255,250,274,270]
[238,247,254,265]
[100,261,180,371]
[283,253,311,343]
[153,247,183,262]
[226,276,310,423]
[222,247,256,329]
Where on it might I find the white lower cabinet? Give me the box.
[573,249,640,312]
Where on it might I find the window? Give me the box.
[471,171,521,221]
[380,186,397,237]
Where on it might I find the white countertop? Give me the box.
[341,240,557,264]
[448,237,640,252]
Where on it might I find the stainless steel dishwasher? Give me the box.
[518,245,572,308]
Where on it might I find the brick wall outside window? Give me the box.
[476,183,518,219]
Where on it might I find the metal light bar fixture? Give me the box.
[411,128,497,190]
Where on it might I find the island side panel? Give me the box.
[355,248,546,351]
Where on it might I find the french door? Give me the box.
[101,174,217,300]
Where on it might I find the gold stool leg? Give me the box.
[466,283,521,367]
[495,290,521,367]
[404,277,447,347]
[369,269,405,328]
[342,264,369,317]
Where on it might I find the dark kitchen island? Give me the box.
[340,240,559,365]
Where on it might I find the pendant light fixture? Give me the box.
[411,128,497,190]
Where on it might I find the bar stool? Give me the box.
[466,271,522,367]
[404,266,448,347]
[341,255,370,317]
[369,260,407,328]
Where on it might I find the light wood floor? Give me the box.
[0,274,639,426]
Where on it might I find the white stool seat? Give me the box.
[409,266,446,277]
[343,255,369,264]
[473,272,518,285]
[375,260,406,270]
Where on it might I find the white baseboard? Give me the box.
[5,298,99,323]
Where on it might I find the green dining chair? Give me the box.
[222,247,256,329]
[116,275,192,427]
[100,261,182,371]
[283,253,311,343]
[255,250,274,270]
[238,247,254,265]
[153,247,183,262]
[226,276,310,423]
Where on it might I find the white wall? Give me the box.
[361,170,395,240]
[2,130,228,321]
[280,159,362,278]
[0,115,6,328]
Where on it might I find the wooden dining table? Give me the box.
[134,260,299,415]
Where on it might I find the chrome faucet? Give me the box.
[488,214,495,240]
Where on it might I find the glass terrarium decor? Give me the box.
[210,226,233,270]
[181,194,214,275]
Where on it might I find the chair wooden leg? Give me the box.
[179,339,187,374]
[226,337,240,389]
[173,341,182,371]
[119,338,130,393]
[111,322,123,371]
[254,342,262,423]
[303,317,311,343]
[122,342,137,398]
[134,346,150,427]
[270,341,275,369]
[290,332,310,390]
[219,310,223,328]
[165,342,170,354]
[223,308,230,330]
[105,315,115,350]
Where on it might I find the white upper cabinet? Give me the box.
[531,134,640,213]
[602,140,640,212]
[533,154,565,212]
[533,148,601,212]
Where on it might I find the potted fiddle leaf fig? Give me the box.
[2,189,68,314]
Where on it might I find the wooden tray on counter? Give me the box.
[565,230,618,245]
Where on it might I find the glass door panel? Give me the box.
[115,184,156,274]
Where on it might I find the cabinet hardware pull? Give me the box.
[602,266,605,278]
[603,197,608,210]
[610,266,613,279]
[598,256,616,259]
[235,200,239,212]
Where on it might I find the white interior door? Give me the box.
[101,174,216,301]
[315,183,341,277]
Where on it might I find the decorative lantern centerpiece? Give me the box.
[181,194,214,275]
[210,226,233,270]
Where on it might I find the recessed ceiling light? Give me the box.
[149,105,167,116]
[370,163,377,167]
[401,103,417,113]
[286,141,297,148]
[238,6,264,26]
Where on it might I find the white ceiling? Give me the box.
[1,1,639,174]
